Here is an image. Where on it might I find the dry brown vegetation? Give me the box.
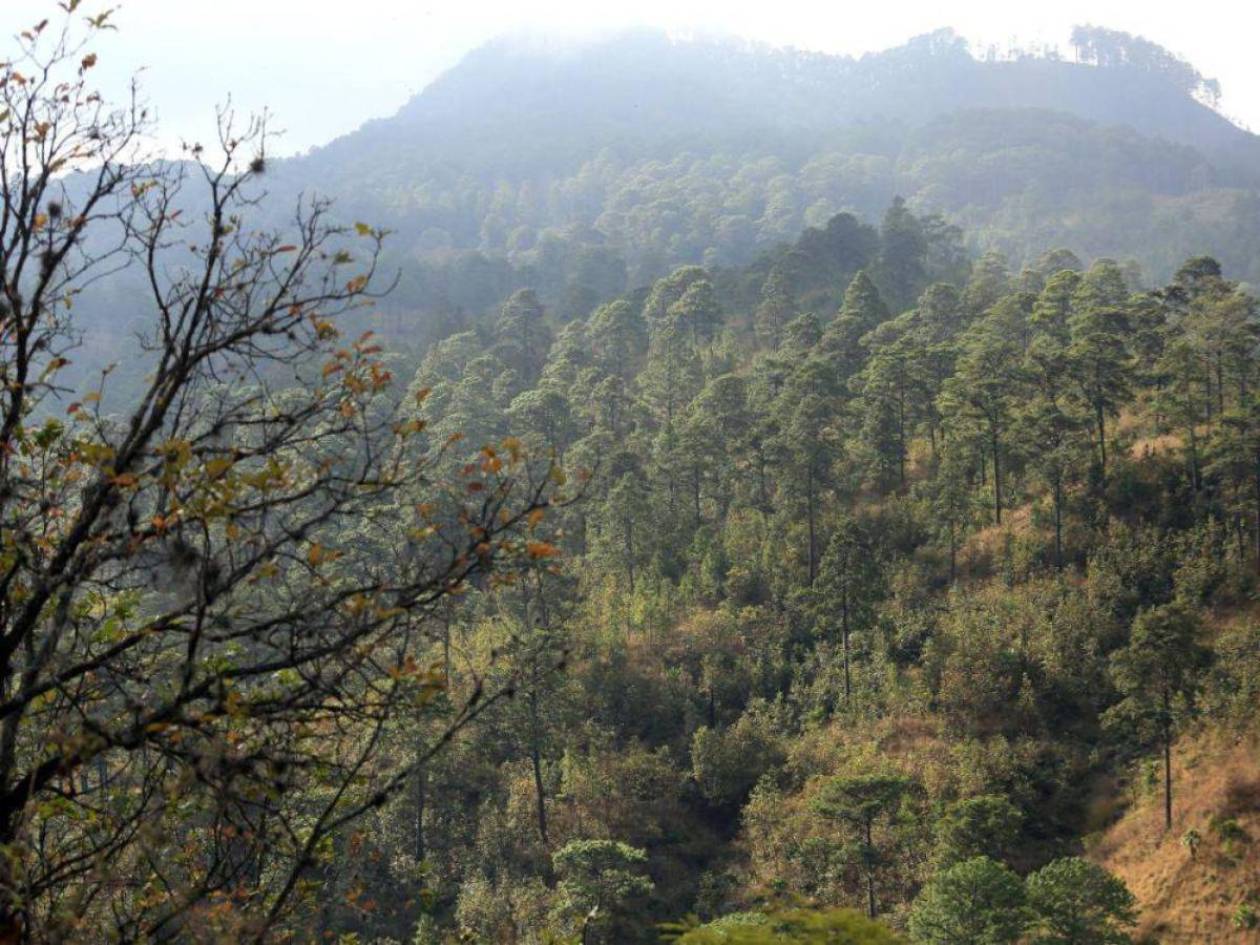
[1092,729,1260,943]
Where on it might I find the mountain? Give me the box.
[266,26,1260,302]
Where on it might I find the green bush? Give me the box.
[670,908,904,943]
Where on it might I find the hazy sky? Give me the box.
[3,0,1258,155]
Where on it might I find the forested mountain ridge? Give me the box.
[63,24,1260,400]
[263,25,1260,304]
[372,28,1249,168]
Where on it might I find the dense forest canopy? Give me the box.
[2,6,1260,945]
[311,199,1260,945]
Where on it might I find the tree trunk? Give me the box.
[415,756,427,864]
[1216,355,1225,418]
[530,689,549,845]
[948,519,957,584]
[442,616,451,688]
[0,849,22,943]
[864,819,877,918]
[807,466,818,585]
[841,591,852,708]
[1188,424,1201,494]
[1252,457,1260,575]
[990,427,1002,525]
[624,514,636,593]
[758,452,770,514]
[896,384,907,494]
[1162,687,1174,832]
[1096,402,1108,480]
[1053,477,1064,571]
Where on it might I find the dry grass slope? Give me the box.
[1092,730,1260,944]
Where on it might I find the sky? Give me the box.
[2,0,1258,155]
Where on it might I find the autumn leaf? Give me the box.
[307,543,331,566]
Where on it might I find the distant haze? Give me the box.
[1,0,1257,154]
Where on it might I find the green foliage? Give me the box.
[1233,903,1259,930]
[931,795,1023,868]
[691,702,787,808]
[553,839,655,941]
[671,908,905,943]
[908,857,1028,945]
[1024,857,1136,945]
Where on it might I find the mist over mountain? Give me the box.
[269,26,1260,300]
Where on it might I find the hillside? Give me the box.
[9,7,1260,944]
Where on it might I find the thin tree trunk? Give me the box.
[1188,424,1201,493]
[758,449,770,515]
[807,465,818,585]
[529,689,549,845]
[1253,459,1260,575]
[1216,356,1225,418]
[624,514,635,593]
[1163,690,1174,832]
[1096,402,1108,480]
[1053,477,1064,571]
[897,384,907,493]
[991,427,1002,525]
[865,819,877,918]
[415,756,427,864]
[948,519,957,584]
[842,591,852,708]
[692,468,702,526]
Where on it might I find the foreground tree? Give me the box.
[552,840,654,944]
[0,14,557,942]
[1024,858,1136,945]
[908,857,1027,945]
